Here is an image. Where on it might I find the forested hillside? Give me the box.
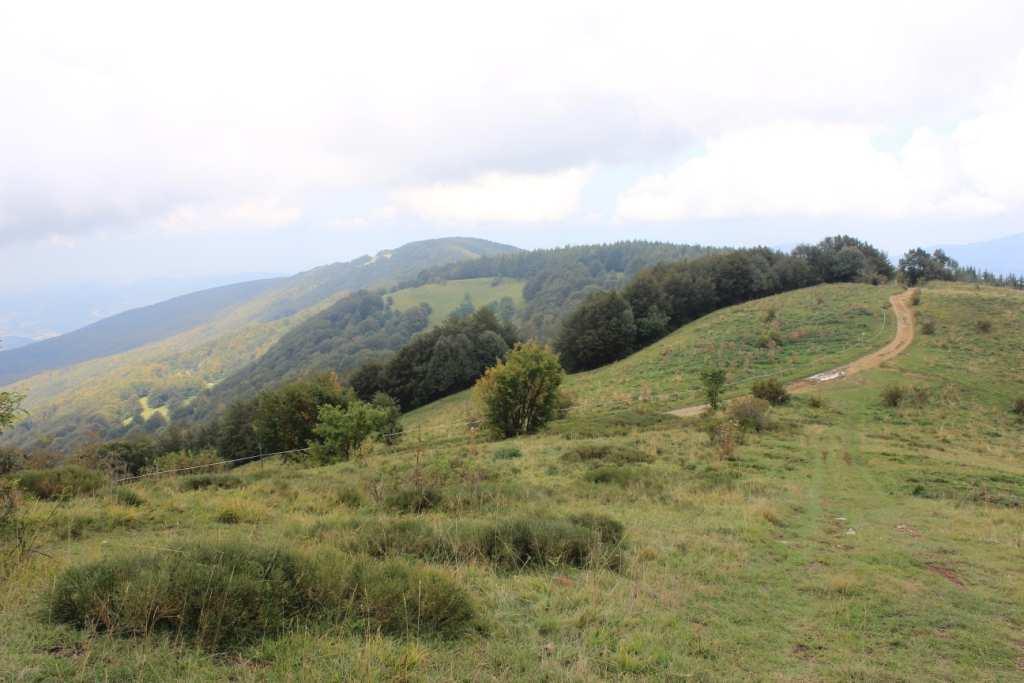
[0,238,517,452]
[403,241,720,339]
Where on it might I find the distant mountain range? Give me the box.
[936,232,1023,276]
[0,336,36,351]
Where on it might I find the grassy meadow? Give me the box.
[389,277,525,327]
[2,282,1022,680]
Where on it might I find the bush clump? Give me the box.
[583,465,645,486]
[975,319,993,334]
[1011,398,1024,418]
[473,515,624,570]
[112,488,145,507]
[180,473,243,491]
[562,443,654,465]
[474,342,565,438]
[16,466,106,500]
[49,542,477,650]
[751,378,790,405]
[728,397,773,432]
[881,385,906,408]
[349,519,455,561]
[493,446,523,460]
[920,320,936,335]
[385,487,443,514]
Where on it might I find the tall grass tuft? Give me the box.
[49,542,478,650]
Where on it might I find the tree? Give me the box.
[898,248,957,286]
[474,342,564,438]
[452,293,476,319]
[700,368,727,411]
[554,291,637,372]
[0,390,24,435]
[308,399,393,463]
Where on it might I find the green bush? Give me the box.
[700,367,727,411]
[728,397,772,432]
[493,446,523,460]
[334,485,365,508]
[473,516,623,570]
[16,466,106,500]
[474,342,564,438]
[975,319,993,334]
[385,487,443,514]
[180,473,243,491]
[309,398,396,464]
[1013,398,1024,417]
[49,542,477,650]
[920,320,936,335]
[807,394,826,409]
[910,290,921,306]
[561,443,654,464]
[215,508,242,524]
[751,378,790,405]
[144,449,222,476]
[881,385,906,408]
[112,488,145,507]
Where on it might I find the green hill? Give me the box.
[0,238,518,451]
[3,282,1022,679]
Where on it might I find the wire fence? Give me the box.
[114,299,897,485]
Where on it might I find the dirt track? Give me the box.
[668,288,917,418]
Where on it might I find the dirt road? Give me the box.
[668,288,917,418]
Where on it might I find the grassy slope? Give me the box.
[390,277,525,326]
[405,282,899,431]
[2,283,1023,680]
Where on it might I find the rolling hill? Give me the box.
[5,281,1021,679]
[0,238,519,451]
[0,278,287,386]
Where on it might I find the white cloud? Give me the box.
[159,197,300,233]
[617,57,1024,221]
[396,168,592,223]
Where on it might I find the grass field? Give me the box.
[2,282,1022,680]
[389,277,525,327]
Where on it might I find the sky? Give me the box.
[2,0,1023,294]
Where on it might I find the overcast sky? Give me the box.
[2,0,1023,291]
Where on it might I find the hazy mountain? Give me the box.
[0,336,37,351]
[937,233,1023,276]
[0,279,287,386]
[1,237,520,451]
[0,274,285,339]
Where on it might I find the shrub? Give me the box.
[309,398,396,464]
[112,488,145,507]
[920,320,936,335]
[705,418,739,459]
[583,465,644,486]
[728,397,772,432]
[908,385,931,407]
[16,466,106,500]
[976,319,993,334]
[1011,398,1024,417]
[700,367,727,411]
[493,446,523,460]
[474,342,564,438]
[756,329,783,349]
[385,487,443,514]
[910,290,921,306]
[561,443,654,464]
[180,473,242,491]
[145,449,222,476]
[751,378,790,405]
[215,508,242,524]
[881,385,906,408]
[473,516,623,570]
[807,394,826,409]
[49,542,477,649]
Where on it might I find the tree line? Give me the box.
[555,236,894,372]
